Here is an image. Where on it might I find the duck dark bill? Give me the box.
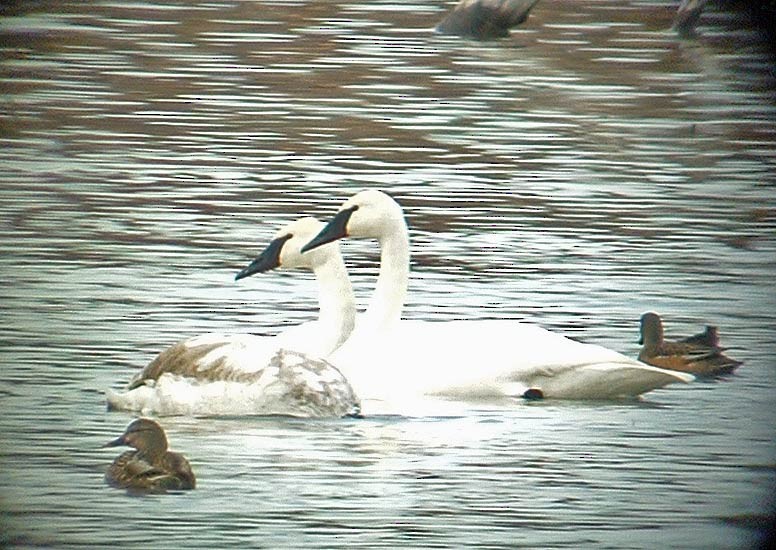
[301,206,358,253]
[103,435,126,448]
[235,234,292,281]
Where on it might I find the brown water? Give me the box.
[1,1,775,548]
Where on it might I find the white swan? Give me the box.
[301,189,693,408]
[106,217,360,418]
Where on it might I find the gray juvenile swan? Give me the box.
[106,217,360,418]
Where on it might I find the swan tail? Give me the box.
[105,385,156,413]
[530,362,693,399]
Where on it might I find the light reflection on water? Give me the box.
[1,0,775,548]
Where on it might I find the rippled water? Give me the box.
[1,1,775,548]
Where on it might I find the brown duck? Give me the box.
[436,0,542,40]
[638,312,742,376]
[104,418,195,492]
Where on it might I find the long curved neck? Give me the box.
[364,217,409,332]
[313,256,356,354]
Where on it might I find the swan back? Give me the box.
[107,349,361,418]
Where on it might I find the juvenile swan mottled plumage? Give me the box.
[638,312,742,376]
[106,217,360,418]
[104,418,195,492]
[302,189,693,410]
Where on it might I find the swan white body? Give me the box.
[334,319,691,406]
[106,217,360,418]
[106,348,360,418]
[303,189,693,412]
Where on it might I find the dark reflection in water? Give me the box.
[1,1,775,548]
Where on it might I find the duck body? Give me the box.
[678,325,719,348]
[302,189,693,412]
[436,0,542,40]
[638,312,742,376]
[106,218,360,418]
[673,0,707,37]
[104,418,195,492]
[107,449,195,492]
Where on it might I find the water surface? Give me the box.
[1,1,775,548]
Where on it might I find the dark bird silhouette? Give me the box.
[677,324,719,348]
[638,312,742,377]
[673,0,707,37]
[436,0,542,40]
[104,418,196,492]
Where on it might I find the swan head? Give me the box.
[236,217,337,280]
[639,312,664,346]
[302,189,404,252]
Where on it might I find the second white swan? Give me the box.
[301,189,693,409]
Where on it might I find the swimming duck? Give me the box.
[104,418,195,492]
[436,0,542,40]
[673,0,707,37]
[677,324,719,348]
[638,312,742,376]
[105,218,360,418]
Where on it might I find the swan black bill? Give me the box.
[301,205,358,253]
[235,234,292,281]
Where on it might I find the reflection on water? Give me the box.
[1,0,775,548]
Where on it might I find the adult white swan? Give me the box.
[301,189,693,407]
[106,217,360,418]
